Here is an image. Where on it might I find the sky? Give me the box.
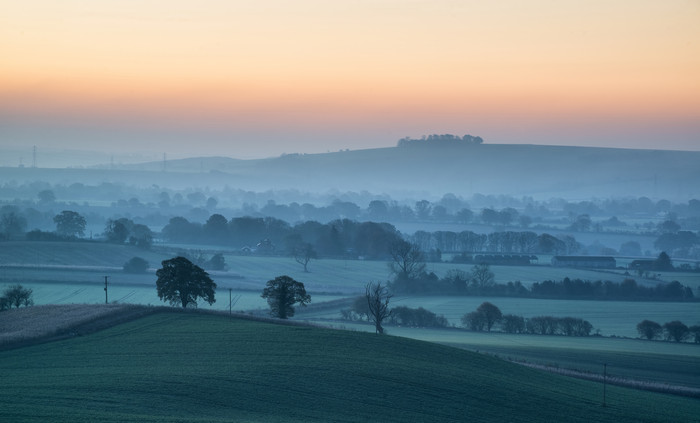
[1,0,699,165]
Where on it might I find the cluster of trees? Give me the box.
[154,257,311,320]
[653,229,699,259]
[530,277,694,301]
[412,230,579,255]
[461,302,593,336]
[163,215,404,260]
[388,249,696,300]
[104,218,153,249]
[397,134,484,147]
[161,213,590,262]
[637,320,700,343]
[340,283,447,333]
[1,208,89,242]
[0,284,34,310]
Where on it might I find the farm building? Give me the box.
[551,256,616,269]
[629,259,655,270]
[474,254,538,265]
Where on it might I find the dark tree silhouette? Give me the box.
[0,207,27,239]
[470,263,495,292]
[123,257,149,274]
[476,302,502,332]
[53,210,86,238]
[261,276,311,319]
[653,252,673,271]
[156,257,216,308]
[365,281,392,334]
[0,284,33,309]
[689,325,700,344]
[105,218,132,243]
[292,242,316,272]
[501,314,526,333]
[636,320,663,340]
[389,240,426,280]
[663,320,689,342]
[462,311,486,331]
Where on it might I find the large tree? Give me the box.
[663,320,689,342]
[476,302,502,332]
[636,320,663,340]
[261,276,311,319]
[0,207,27,239]
[461,302,502,332]
[155,257,216,308]
[54,210,86,238]
[365,281,392,334]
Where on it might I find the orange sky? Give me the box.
[1,0,699,160]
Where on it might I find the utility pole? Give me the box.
[229,288,232,315]
[602,363,607,407]
[104,276,110,304]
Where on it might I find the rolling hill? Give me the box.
[1,307,698,422]
[1,143,698,200]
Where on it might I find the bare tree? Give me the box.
[292,242,316,273]
[365,282,392,334]
[470,263,495,293]
[389,240,426,280]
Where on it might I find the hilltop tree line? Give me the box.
[397,134,484,147]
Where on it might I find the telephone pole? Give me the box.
[104,276,110,304]
[602,363,608,407]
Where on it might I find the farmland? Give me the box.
[2,240,698,397]
[1,308,699,423]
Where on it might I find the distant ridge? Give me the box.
[1,144,698,201]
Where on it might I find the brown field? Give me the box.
[0,304,157,349]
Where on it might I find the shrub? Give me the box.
[123,257,149,274]
[390,306,448,328]
[1,284,34,309]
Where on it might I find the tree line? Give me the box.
[388,258,695,301]
[637,320,700,343]
[342,299,594,336]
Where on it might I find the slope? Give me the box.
[0,310,698,423]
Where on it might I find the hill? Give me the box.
[0,307,698,422]
[1,144,698,200]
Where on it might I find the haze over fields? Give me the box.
[1,143,698,203]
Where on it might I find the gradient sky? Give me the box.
[1,0,699,164]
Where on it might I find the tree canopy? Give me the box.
[54,210,86,238]
[155,257,216,308]
[261,275,311,319]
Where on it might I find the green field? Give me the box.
[329,325,700,391]
[1,310,699,423]
[2,240,699,399]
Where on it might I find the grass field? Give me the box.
[1,309,699,423]
[368,326,700,391]
[2,240,698,401]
